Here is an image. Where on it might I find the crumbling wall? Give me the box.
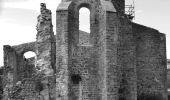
[2,32,37,100]
[2,45,36,100]
[1,0,167,100]
[36,3,56,100]
[3,45,21,84]
[12,42,36,81]
[133,23,167,100]
[3,45,26,100]
[24,57,36,78]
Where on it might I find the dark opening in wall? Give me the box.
[137,93,162,100]
[119,97,126,100]
[168,95,170,100]
[71,74,82,85]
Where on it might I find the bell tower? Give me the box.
[56,0,136,100]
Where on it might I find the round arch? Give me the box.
[23,51,36,59]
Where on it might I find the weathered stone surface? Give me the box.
[36,3,55,76]
[168,59,170,69]
[133,23,167,100]
[36,3,56,100]
[1,0,167,100]
[12,42,36,55]
[0,67,3,100]
[167,59,170,91]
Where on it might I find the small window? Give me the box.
[71,74,82,84]
[79,7,90,33]
[24,51,36,59]
[79,7,90,45]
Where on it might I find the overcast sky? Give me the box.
[0,0,170,66]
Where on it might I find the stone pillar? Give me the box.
[56,2,70,100]
[3,45,18,100]
[36,3,56,100]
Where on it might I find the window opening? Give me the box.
[79,7,90,33]
[71,74,82,85]
[24,51,36,59]
[79,7,90,45]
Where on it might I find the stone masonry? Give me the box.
[1,0,167,100]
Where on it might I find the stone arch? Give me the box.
[77,3,91,10]
[79,7,90,33]
[60,0,116,46]
[65,1,100,46]
[78,6,91,45]
[12,42,36,56]
[20,46,36,56]
[21,49,36,58]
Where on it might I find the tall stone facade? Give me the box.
[1,0,167,100]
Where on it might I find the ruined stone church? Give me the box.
[0,0,167,100]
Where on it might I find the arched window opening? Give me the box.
[24,51,36,59]
[23,51,36,78]
[79,7,90,33]
[79,7,90,45]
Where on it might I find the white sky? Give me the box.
[0,0,170,66]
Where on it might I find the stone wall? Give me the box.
[3,45,25,100]
[168,59,170,69]
[115,15,137,100]
[167,69,170,89]
[1,0,167,100]
[56,0,137,100]
[3,45,23,85]
[0,67,4,100]
[167,60,170,91]
[111,0,125,13]
[56,1,106,100]
[133,23,167,100]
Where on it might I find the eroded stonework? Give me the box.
[1,0,167,100]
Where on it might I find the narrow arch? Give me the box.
[79,7,90,45]
[79,7,90,33]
